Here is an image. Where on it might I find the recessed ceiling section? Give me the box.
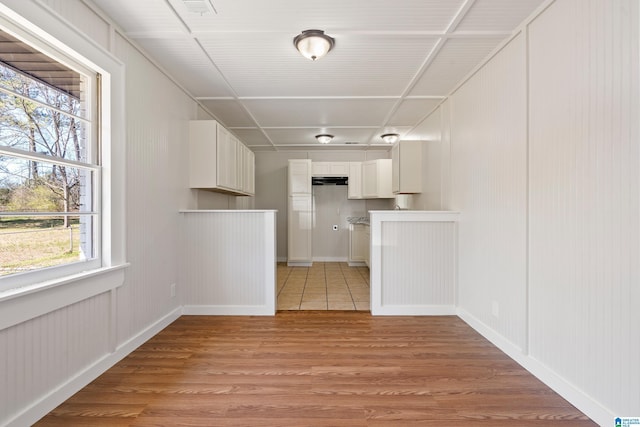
[198,99,257,128]
[455,0,546,32]
[134,38,233,97]
[408,37,506,96]
[196,33,439,97]
[241,98,398,128]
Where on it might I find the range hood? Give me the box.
[312,176,348,186]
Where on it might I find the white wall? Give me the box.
[0,1,236,425]
[441,0,639,422]
[312,185,365,261]
[451,32,528,349]
[527,0,639,416]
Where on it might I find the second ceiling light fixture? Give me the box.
[294,29,335,61]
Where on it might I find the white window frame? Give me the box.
[0,59,101,291]
[0,2,126,305]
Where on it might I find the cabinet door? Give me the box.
[289,159,311,194]
[362,161,378,198]
[312,162,330,176]
[364,226,370,267]
[391,143,400,193]
[348,162,362,199]
[329,162,350,176]
[350,224,367,262]
[244,148,255,195]
[237,143,246,192]
[392,140,422,194]
[189,120,218,188]
[288,194,312,262]
[376,159,394,198]
[216,126,238,190]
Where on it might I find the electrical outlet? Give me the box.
[170,283,176,298]
[332,225,338,231]
[491,301,499,318]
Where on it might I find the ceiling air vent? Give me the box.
[344,141,359,145]
[181,0,216,15]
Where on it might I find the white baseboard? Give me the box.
[183,305,275,316]
[312,256,348,262]
[457,308,614,427]
[8,307,182,427]
[287,261,312,267]
[372,305,457,316]
[347,261,367,267]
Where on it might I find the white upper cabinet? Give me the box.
[217,129,238,191]
[348,162,362,199]
[392,140,423,194]
[243,147,255,195]
[312,162,350,177]
[362,159,393,199]
[189,120,254,196]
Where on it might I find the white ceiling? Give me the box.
[89,0,545,151]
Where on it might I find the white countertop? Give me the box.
[180,210,278,213]
[369,210,460,222]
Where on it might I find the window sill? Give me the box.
[0,264,129,331]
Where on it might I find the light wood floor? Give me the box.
[277,262,370,311]
[36,312,595,426]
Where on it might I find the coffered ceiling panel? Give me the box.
[263,128,377,146]
[241,98,398,127]
[134,38,233,97]
[229,129,272,147]
[387,99,444,127]
[170,0,466,33]
[408,36,506,96]
[92,0,185,35]
[456,0,544,31]
[197,33,438,97]
[197,99,257,127]
[90,0,547,150]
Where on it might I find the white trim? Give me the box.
[347,261,367,267]
[183,305,275,316]
[0,264,128,330]
[368,210,460,222]
[179,209,277,213]
[457,308,613,427]
[375,305,456,316]
[5,307,182,427]
[0,0,127,287]
[312,256,348,262]
[287,261,312,267]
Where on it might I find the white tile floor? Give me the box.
[277,262,370,311]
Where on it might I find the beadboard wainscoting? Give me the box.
[369,211,459,315]
[180,211,277,315]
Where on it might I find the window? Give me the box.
[0,28,101,290]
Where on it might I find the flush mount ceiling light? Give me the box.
[316,134,334,144]
[294,30,335,61]
[381,133,400,144]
